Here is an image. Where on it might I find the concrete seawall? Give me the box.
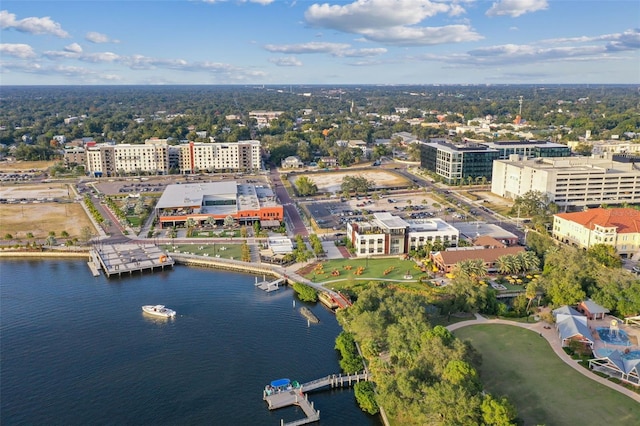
[171,253,282,278]
[0,250,90,259]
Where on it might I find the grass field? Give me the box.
[0,160,56,172]
[454,325,640,426]
[302,257,429,283]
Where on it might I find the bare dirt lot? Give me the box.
[0,183,71,200]
[0,203,96,240]
[0,183,94,239]
[298,170,410,193]
[0,160,56,172]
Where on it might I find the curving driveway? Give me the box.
[448,314,640,403]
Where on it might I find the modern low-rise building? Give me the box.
[420,140,499,184]
[154,181,283,228]
[492,155,640,209]
[419,139,571,183]
[346,213,459,257]
[480,140,570,159]
[552,208,640,258]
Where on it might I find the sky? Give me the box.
[1,0,639,85]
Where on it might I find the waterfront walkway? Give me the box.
[447,314,640,403]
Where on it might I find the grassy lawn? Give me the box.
[188,229,241,238]
[302,257,430,283]
[454,325,639,426]
[163,243,243,260]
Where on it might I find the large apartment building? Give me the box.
[346,213,459,257]
[178,141,261,174]
[81,139,261,177]
[552,208,640,259]
[491,155,640,209]
[419,139,570,183]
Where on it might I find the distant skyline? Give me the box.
[1,1,639,85]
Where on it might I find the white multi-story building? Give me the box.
[86,139,169,176]
[84,139,261,176]
[347,213,459,257]
[552,208,640,259]
[178,140,261,174]
[491,155,640,209]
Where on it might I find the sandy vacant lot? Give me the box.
[0,183,71,200]
[0,160,55,172]
[0,203,95,239]
[297,170,410,193]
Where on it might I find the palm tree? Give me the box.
[185,218,196,229]
[495,254,515,275]
[519,251,540,273]
[525,281,539,313]
[453,259,487,280]
[45,235,57,248]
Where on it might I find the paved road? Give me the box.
[269,167,308,237]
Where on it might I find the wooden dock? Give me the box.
[263,372,371,425]
[90,244,174,278]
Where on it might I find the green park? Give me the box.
[454,325,640,426]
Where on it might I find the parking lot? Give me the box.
[302,190,454,231]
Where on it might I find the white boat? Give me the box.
[142,305,176,318]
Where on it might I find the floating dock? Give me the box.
[90,244,174,278]
[255,276,285,292]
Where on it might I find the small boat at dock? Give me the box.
[300,306,319,323]
[142,305,176,318]
[318,291,339,310]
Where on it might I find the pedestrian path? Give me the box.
[447,314,640,403]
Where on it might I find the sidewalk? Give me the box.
[447,314,640,403]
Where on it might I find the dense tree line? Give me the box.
[1,85,637,163]
[337,284,517,425]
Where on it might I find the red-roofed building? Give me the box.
[552,208,640,259]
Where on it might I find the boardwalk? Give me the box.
[255,277,285,292]
[263,372,371,426]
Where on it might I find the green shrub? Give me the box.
[354,381,378,414]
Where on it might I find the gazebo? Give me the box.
[577,298,610,320]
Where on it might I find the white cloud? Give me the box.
[82,52,120,63]
[606,28,640,51]
[264,41,351,54]
[85,31,119,44]
[0,43,36,58]
[264,41,388,58]
[304,0,480,45]
[64,43,83,53]
[486,0,548,18]
[305,0,453,32]
[361,24,482,46]
[269,56,303,66]
[0,10,70,38]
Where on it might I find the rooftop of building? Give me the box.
[453,222,518,241]
[555,208,640,234]
[435,245,524,265]
[496,155,639,172]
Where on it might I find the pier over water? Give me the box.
[263,372,371,426]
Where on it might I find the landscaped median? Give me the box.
[454,324,640,426]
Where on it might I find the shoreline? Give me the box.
[0,250,287,280]
[0,250,90,259]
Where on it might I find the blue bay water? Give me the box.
[0,260,380,426]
